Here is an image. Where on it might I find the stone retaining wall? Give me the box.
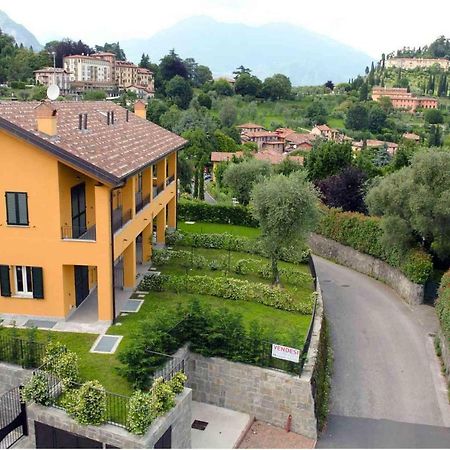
[173,280,324,440]
[308,233,424,305]
[27,388,192,449]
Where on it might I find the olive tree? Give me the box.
[251,171,321,284]
[222,159,272,205]
[366,149,450,259]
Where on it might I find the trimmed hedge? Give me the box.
[151,248,312,286]
[139,273,314,314]
[178,199,258,227]
[436,271,450,345]
[179,232,310,265]
[316,207,433,284]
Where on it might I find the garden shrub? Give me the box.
[140,273,313,314]
[165,229,183,246]
[21,372,52,406]
[436,271,450,347]
[316,207,433,284]
[43,341,79,388]
[178,199,259,227]
[126,390,155,435]
[151,377,176,415]
[138,273,168,292]
[64,380,107,426]
[168,372,187,395]
[179,232,310,264]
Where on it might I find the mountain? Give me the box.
[0,10,42,50]
[122,16,372,86]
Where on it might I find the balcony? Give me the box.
[135,192,150,214]
[61,225,96,241]
[153,183,165,199]
[112,206,132,234]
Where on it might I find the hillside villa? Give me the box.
[352,139,399,155]
[371,86,438,112]
[0,99,185,324]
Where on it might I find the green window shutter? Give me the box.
[32,267,44,299]
[0,265,11,297]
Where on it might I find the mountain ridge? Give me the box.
[0,10,42,50]
[122,16,373,86]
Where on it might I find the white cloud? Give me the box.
[0,0,448,58]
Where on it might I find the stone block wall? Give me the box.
[26,388,192,449]
[308,233,424,305]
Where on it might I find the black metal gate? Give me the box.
[0,386,27,449]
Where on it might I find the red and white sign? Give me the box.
[271,344,300,363]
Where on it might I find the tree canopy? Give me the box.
[366,150,450,259]
[251,171,320,284]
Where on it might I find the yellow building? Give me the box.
[0,100,185,324]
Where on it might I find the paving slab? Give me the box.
[191,401,252,449]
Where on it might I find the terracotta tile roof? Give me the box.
[243,130,278,138]
[284,132,316,145]
[316,124,331,131]
[275,127,296,138]
[255,150,304,165]
[0,101,186,184]
[211,151,243,162]
[237,123,265,129]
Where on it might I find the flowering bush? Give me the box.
[63,380,107,426]
[42,341,79,388]
[21,372,52,406]
[126,390,155,435]
[168,372,187,395]
[436,271,450,346]
[151,377,175,415]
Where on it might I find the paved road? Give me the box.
[314,256,450,448]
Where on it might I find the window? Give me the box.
[6,192,28,225]
[15,266,33,297]
[9,266,44,299]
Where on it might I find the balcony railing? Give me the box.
[61,225,96,241]
[165,175,175,186]
[135,192,150,214]
[153,183,165,199]
[112,206,132,234]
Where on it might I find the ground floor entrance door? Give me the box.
[74,265,89,307]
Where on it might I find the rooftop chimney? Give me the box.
[35,102,57,136]
[134,100,146,119]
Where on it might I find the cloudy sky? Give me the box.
[1,0,448,57]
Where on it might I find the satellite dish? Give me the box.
[47,84,60,101]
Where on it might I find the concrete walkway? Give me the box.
[314,256,450,448]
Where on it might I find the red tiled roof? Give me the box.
[255,150,303,165]
[0,101,186,185]
[402,132,420,140]
[316,124,331,131]
[243,130,277,138]
[284,132,316,145]
[211,151,244,162]
[353,139,398,149]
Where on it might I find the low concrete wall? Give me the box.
[0,362,32,393]
[308,233,424,305]
[176,280,324,440]
[27,388,192,449]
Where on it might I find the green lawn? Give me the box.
[327,117,345,129]
[177,221,260,238]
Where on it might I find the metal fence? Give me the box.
[0,386,27,449]
[0,335,46,369]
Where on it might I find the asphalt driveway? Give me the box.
[313,256,450,448]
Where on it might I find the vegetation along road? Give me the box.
[314,256,450,448]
